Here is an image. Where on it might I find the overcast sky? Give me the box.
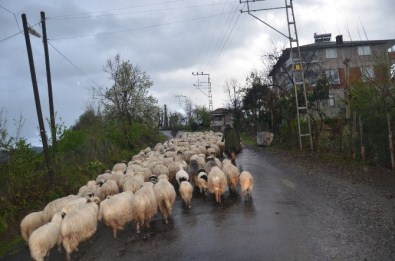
[1,0,394,146]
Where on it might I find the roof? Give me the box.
[269,38,395,76]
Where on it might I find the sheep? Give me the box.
[98,179,119,201]
[222,159,240,192]
[112,161,127,173]
[239,171,254,201]
[61,197,100,261]
[131,182,158,234]
[205,155,219,174]
[98,191,134,238]
[20,211,45,243]
[152,164,169,177]
[28,212,65,261]
[179,180,193,208]
[123,174,144,193]
[42,195,80,223]
[208,166,228,203]
[154,174,176,224]
[175,164,189,189]
[196,171,208,195]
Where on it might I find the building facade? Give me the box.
[269,33,395,118]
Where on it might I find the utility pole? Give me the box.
[41,11,57,154]
[240,0,313,151]
[175,95,187,107]
[21,13,53,182]
[192,72,213,111]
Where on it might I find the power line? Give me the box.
[49,1,233,20]
[0,31,22,44]
[0,20,41,44]
[47,41,101,88]
[50,10,235,40]
[0,5,22,32]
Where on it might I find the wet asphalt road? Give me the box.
[3,147,395,261]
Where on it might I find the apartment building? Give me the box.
[269,33,395,117]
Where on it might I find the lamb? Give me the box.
[28,212,65,261]
[222,159,240,192]
[154,174,176,223]
[20,211,45,243]
[131,182,158,234]
[98,191,134,238]
[208,166,228,203]
[179,180,193,208]
[239,171,254,201]
[60,197,100,261]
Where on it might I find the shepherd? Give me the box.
[221,123,242,165]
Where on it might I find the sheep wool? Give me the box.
[208,166,228,203]
[222,159,240,192]
[132,182,158,234]
[28,212,64,261]
[196,171,208,195]
[154,174,176,223]
[61,197,100,261]
[99,191,134,238]
[179,180,193,208]
[20,211,45,243]
[239,171,254,201]
[42,195,80,223]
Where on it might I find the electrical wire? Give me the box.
[48,41,102,88]
[47,1,234,20]
[0,5,22,32]
[50,10,235,41]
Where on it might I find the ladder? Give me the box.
[285,0,313,150]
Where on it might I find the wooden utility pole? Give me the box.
[41,11,57,154]
[22,13,53,182]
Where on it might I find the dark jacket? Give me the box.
[221,125,241,153]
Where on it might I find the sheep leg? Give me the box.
[136,223,141,234]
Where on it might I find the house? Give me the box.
[269,33,395,118]
[210,108,233,131]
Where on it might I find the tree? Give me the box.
[224,78,244,130]
[101,54,159,149]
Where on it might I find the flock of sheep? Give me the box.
[20,131,254,261]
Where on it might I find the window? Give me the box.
[322,94,335,107]
[360,66,375,81]
[326,48,337,58]
[325,69,340,85]
[358,46,371,56]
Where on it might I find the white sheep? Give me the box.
[131,182,158,234]
[98,179,119,201]
[208,166,228,203]
[99,191,134,238]
[28,212,64,261]
[123,174,144,193]
[20,211,45,243]
[179,180,193,208]
[154,174,176,224]
[222,159,240,192]
[239,171,254,201]
[112,162,127,173]
[42,195,80,223]
[61,197,100,261]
